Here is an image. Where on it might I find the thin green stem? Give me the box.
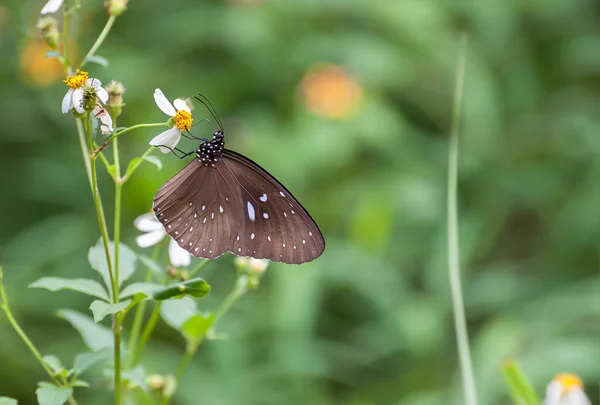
[134,302,162,364]
[76,118,92,188]
[214,274,248,323]
[62,0,70,71]
[112,117,123,405]
[94,123,167,157]
[447,33,477,405]
[125,245,163,370]
[121,146,157,182]
[188,259,210,278]
[160,351,194,405]
[0,268,77,405]
[80,15,117,68]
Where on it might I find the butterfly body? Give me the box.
[153,131,325,264]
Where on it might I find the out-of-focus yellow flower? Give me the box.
[299,63,362,119]
[543,373,591,405]
[19,38,64,87]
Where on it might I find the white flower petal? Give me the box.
[565,389,591,405]
[154,88,176,116]
[85,78,102,87]
[173,98,191,113]
[41,0,63,14]
[136,230,166,248]
[61,88,74,113]
[543,381,563,405]
[72,88,84,114]
[149,127,181,153]
[134,213,163,232]
[169,239,191,267]
[97,87,109,103]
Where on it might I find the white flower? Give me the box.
[149,88,193,154]
[234,257,269,274]
[543,374,591,405]
[93,105,113,135]
[41,0,63,14]
[134,213,191,267]
[61,70,108,114]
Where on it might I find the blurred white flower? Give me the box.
[543,373,591,405]
[234,256,269,274]
[93,105,113,135]
[149,88,193,153]
[41,0,63,14]
[62,70,108,114]
[134,213,191,267]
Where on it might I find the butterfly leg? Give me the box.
[154,145,196,159]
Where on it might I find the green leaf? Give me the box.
[182,312,214,350]
[35,384,72,405]
[89,299,130,322]
[152,278,210,300]
[107,165,116,178]
[72,350,110,376]
[71,380,89,388]
[142,155,162,170]
[42,355,62,375]
[122,365,148,392]
[88,239,137,290]
[84,55,109,67]
[45,50,62,59]
[501,359,541,405]
[56,310,113,352]
[0,397,18,405]
[138,255,164,277]
[29,277,109,301]
[119,282,163,299]
[160,297,197,330]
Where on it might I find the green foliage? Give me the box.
[56,310,113,352]
[35,383,72,405]
[29,278,109,301]
[89,299,130,322]
[88,239,137,289]
[152,278,211,300]
[0,398,18,405]
[502,360,541,405]
[71,350,111,377]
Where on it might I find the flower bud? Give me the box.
[106,0,128,16]
[105,80,126,118]
[166,266,178,279]
[146,374,165,391]
[36,16,60,50]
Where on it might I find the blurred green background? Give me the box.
[1,0,599,404]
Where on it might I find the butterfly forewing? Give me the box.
[153,146,325,264]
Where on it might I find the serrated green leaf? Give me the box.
[89,299,130,322]
[29,277,109,301]
[72,349,110,376]
[84,55,109,67]
[160,297,197,330]
[142,155,162,170]
[35,384,72,405]
[0,397,18,405]
[88,239,137,290]
[71,380,89,387]
[182,313,214,350]
[57,310,113,352]
[152,278,210,300]
[42,355,62,375]
[119,282,163,299]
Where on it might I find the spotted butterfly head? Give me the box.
[213,130,224,140]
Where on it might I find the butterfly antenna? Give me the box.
[194,93,224,131]
[191,117,216,132]
[154,145,195,159]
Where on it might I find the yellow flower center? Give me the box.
[174,110,193,131]
[64,69,89,89]
[555,373,584,394]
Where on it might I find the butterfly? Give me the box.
[152,95,325,264]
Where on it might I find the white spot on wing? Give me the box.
[247,201,256,221]
[202,205,206,211]
[263,213,269,219]
[203,218,207,224]
[195,247,199,252]
[267,236,271,241]
[236,235,240,241]
[291,210,295,215]
[194,213,197,218]
[279,192,285,197]
[302,239,306,244]
[238,248,241,252]
[251,233,255,239]
[309,232,312,236]
[219,205,224,213]
[283,212,287,217]
[259,193,267,202]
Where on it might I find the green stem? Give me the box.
[94,122,167,156]
[134,301,162,364]
[0,268,77,405]
[76,118,92,188]
[447,34,477,405]
[113,119,123,405]
[80,15,117,68]
[124,245,162,369]
[188,259,210,278]
[160,351,194,405]
[62,0,70,71]
[121,147,156,182]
